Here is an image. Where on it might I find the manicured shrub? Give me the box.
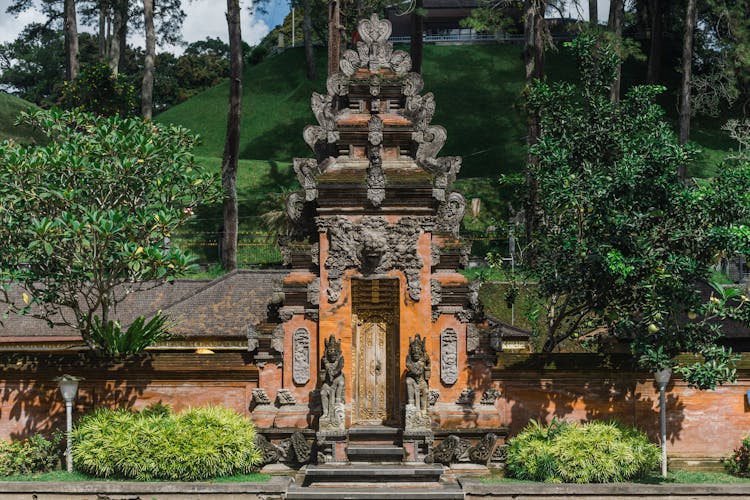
[725,434,750,477]
[72,405,262,480]
[506,419,659,483]
[0,432,63,476]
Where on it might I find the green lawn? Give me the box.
[0,91,45,144]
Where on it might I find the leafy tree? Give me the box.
[0,108,220,353]
[510,33,750,389]
[59,61,137,116]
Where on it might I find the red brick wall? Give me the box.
[0,352,258,441]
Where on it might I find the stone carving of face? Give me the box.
[410,338,424,359]
[326,340,339,362]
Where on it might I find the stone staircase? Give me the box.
[285,426,464,500]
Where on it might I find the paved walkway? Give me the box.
[1,476,749,499]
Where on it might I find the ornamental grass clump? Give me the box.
[71,405,262,480]
[506,419,659,483]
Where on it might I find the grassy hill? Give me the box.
[0,92,44,144]
[157,43,739,267]
[156,44,735,179]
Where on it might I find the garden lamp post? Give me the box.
[654,368,672,478]
[56,375,81,473]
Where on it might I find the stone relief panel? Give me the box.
[440,328,458,385]
[366,145,386,207]
[276,389,297,406]
[466,323,480,354]
[292,328,311,385]
[317,216,424,302]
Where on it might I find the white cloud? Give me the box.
[0,4,49,44]
[0,0,271,54]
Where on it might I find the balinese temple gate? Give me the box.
[247,14,507,467]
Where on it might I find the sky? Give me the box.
[0,1,612,53]
[0,0,291,54]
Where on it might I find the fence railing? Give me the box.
[388,32,578,44]
[174,230,509,268]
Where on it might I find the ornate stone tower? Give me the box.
[248,14,506,465]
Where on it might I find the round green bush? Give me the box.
[506,419,659,483]
[71,405,262,480]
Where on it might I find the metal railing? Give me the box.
[389,32,578,44]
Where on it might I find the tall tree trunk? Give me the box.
[221,0,243,272]
[646,0,663,84]
[64,0,79,80]
[589,0,598,25]
[327,0,341,75]
[523,0,545,258]
[108,1,128,76]
[302,0,316,81]
[410,0,424,74]
[609,0,623,102]
[678,0,696,181]
[98,7,106,59]
[141,0,156,119]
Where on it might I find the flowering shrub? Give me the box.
[725,435,750,477]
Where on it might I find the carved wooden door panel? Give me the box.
[354,314,390,424]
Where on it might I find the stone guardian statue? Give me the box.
[319,335,345,430]
[405,334,431,429]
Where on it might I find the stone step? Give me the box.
[286,483,464,500]
[302,464,445,485]
[346,444,405,462]
[347,425,401,444]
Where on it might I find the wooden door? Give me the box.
[354,315,389,424]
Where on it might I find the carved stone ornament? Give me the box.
[468,279,482,314]
[366,145,386,207]
[480,388,502,405]
[426,435,471,464]
[254,434,283,465]
[247,325,259,352]
[469,433,498,465]
[326,73,349,96]
[492,444,509,463]
[307,278,320,306]
[293,158,323,202]
[428,389,440,406]
[436,192,466,236]
[405,334,431,429]
[440,328,458,385]
[319,335,345,431]
[271,324,285,354]
[414,125,447,168]
[339,15,411,76]
[466,323,480,354]
[431,157,462,202]
[405,92,435,132]
[431,244,441,267]
[251,388,272,405]
[368,114,383,146]
[490,328,503,352]
[456,388,475,405]
[317,216,424,302]
[402,73,424,97]
[277,432,312,464]
[431,279,442,306]
[276,389,297,406]
[369,74,381,97]
[293,328,311,385]
[285,191,305,226]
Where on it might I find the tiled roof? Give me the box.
[0,270,285,342]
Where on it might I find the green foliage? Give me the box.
[59,63,137,117]
[72,405,262,481]
[0,92,45,144]
[521,32,750,388]
[0,432,63,477]
[0,108,221,354]
[725,434,750,477]
[507,419,659,483]
[89,312,172,359]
